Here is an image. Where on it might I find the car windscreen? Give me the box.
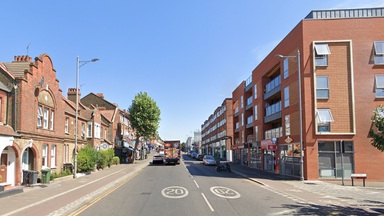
[205,156,214,159]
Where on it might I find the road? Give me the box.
[68,155,301,216]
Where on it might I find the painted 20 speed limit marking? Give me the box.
[210,186,241,199]
[161,186,189,199]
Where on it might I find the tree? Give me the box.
[370,105,384,152]
[181,142,186,152]
[128,92,161,163]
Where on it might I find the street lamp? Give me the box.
[275,50,304,181]
[74,56,99,178]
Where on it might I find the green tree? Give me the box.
[77,144,100,173]
[181,142,186,152]
[128,92,161,163]
[370,105,384,152]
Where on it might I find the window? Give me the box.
[254,105,258,121]
[38,106,43,127]
[95,123,101,139]
[81,123,86,136]
[316,76,329,99]
[317,109,334,123]
[314,43,331,66]
[51,145,56,168]
[255,126,258,142]
[241,131,244,143]
[318,122,330,132]
[105,129,107,140]
[65,117,69,133]
[254,84,257,99]
[241,96,243,108]
[50,111,54,130]
[43,108,49,129]
[374,41,384,65]
[283,58,289,79]
[375,75,384,97]
[42,144,48,167]
[284,86,289,108]
[241,113,244,126]
[285,115,291,136]
[87,122,93,137]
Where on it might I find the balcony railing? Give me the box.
[263,75,281,100]
[234,106,239,117]
[264,101,282,123]
[246,115,253,129]
[245,75,252,92]
[246,96,253,110]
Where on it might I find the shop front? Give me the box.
[261,140,276,172]
[279,143,301,176]
[249,141,261,169]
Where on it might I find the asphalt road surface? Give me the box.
[68,155,301,216]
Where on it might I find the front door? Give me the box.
[0,154,7,183]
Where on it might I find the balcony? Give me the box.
[234,106,239,117]
[245,96,253,110]
[246,115,253,129]
[245,75,252,92]
[264,127,283,140]
[235,122,239,133]
[264,101,282,123]
[263,75,281,100]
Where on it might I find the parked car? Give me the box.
[189,151,195,157]
[203,155,216,166]
[196,154,204,161]
[152,154,164,164]
[192,152,198,158]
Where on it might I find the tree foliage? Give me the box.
[128,92,161,163]
[77,144,100,173]
[370,105,384,152]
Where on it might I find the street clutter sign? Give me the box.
[261,140,274,150]
[268,145,277,150]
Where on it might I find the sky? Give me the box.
[1,0,383,142]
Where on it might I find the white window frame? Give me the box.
[314,43,331,66]
[374,41,384,65]
[95,123,101,139]
[42,144,48,168]
[375,75,384,98]
[240,96,243,108]
[38,106,43,127]
[51,145,56,168]
[241,113,244,126]
[284,86,290,108]
[65,117,69,134]
[87,122,93,138]
[105,129,107,140]
[316,76,329,99]
[285,115,291,136]
[283,58,289,79]
[317,109,334,123]
[254,84,257,99]
[43,108,49,129]
[81,123,86,136]
[255,126,258,142]
[50,110,54,130]
[254,105,258,121]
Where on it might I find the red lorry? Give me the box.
[163,140,180,165]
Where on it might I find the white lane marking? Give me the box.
[193,180,200,188]
[210,186,241,199]
[3,166,140,216]
[201,193,214,212]
[161,186,189,199]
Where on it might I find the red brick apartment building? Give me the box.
[201,98,233,161]
[230,7,384,181]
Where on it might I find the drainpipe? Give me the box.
[14,84,18,131]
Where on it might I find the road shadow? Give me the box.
[276,203,384,215]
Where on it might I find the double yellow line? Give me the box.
[68,171,141,216]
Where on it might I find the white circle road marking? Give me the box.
[161,186,189,199]
[210,186,241,199]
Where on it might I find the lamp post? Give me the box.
[275,50,304,181]
[74,56,99,178]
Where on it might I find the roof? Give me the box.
[3,62,30,77]
[100,110,115,122]
[0,80,11,92]
[305,7,384,20]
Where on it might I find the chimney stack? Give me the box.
[67,88,81,104]
[97,93,104,99]
[14,55,32,62]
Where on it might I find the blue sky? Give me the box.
[1,0,383,142]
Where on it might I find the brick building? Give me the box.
[231,7,384,181]
[201,98,233,161]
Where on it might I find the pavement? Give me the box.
[1,153,384,215]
